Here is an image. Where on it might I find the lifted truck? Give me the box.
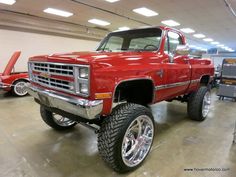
[0,51,29,97]
[27,26,214,173]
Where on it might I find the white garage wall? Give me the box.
[0,29,99,72]
[203,54,236,68]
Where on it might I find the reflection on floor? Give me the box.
[0,91,236,177]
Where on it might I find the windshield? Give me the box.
[97,28,162,52]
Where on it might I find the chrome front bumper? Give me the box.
[0,83,8,94]
[27,84,103,120]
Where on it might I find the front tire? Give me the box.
[187,86,211,121]
[12,80,28,97]
[98,103,155,173]
[40,105,77,130]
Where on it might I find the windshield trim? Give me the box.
[96,27,163,53]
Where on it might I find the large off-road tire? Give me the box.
[187,86,211,121]
[12,80,28,97]
[40,105,77,130]
[98,103,155,173]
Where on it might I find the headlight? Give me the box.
[79,83,89,94]
[79,67,89,79]
[75,65,90,96]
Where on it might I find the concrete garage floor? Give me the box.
[0,91,236,177]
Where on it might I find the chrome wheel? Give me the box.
[202,91,211,118]
[52,113,76,127]
[14,81,28,96]
[122,115,154,167]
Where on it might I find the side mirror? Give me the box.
[175,45,190,56]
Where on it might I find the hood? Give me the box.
[3,51,21,76]
[30,51,161,66]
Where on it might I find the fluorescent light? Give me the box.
[201,48,208,51]
[170,40,179,44]
[118,27,130,31]
[180,28,195,34]
[211,41,219,45]
[88,19,111,26]
[189,45,197,48]
[203,38,213,42]
[44,8,73,17]
[0,0,15,5]
[217,44,224,47]
[161,20,180,27]
[195,46,202,50]
[105,0,120,2]
[222,46,229,50]
[133,7,158,17]
[224,47,230,50]
[193,34,206,38]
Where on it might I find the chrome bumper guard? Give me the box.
[27,84,103,119]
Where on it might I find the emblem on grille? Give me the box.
[39,72,51,78]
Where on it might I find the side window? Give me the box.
[129,37,161,51]
[165,31,183,55]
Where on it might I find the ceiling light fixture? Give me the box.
[88,19,111,26]
[195,46,202,50]
[44,8,73,17]
[221,46,229,50]
[180,28,195,34]
[170,40,179,44]
[189,45,197,48]
[217,44,224,47]
[105,0,120,2]
[118,27,130,31]
[224,47,231,50]
[193,34,206,38]
[161,20,180,27]
[133,7,158,17]
[0,0,15,5]
[211,41,220,45]
[203,38,213,42]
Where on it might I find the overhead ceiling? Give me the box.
[0,0,236,51]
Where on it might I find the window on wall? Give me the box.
[164,31,183,55]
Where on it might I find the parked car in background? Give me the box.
[0,51,29,97]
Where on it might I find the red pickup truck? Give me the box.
[27,26,214,173]
[0,51,29,97]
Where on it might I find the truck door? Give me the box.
[160,31,191,99]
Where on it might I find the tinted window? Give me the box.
[129,37,161,51]
[97,28,162,52]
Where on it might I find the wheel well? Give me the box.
[12,79,29,87]
[200,75,210,86]
[114,79,154,106]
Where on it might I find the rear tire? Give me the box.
[187,86,211,121]
[12,80,28,97]
[40,105,77,130]
[98,103,155,173]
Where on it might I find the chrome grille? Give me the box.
[29,62,75,94]
[34,75,73,91]
[32,63,73,76]
[28,61,90,97]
